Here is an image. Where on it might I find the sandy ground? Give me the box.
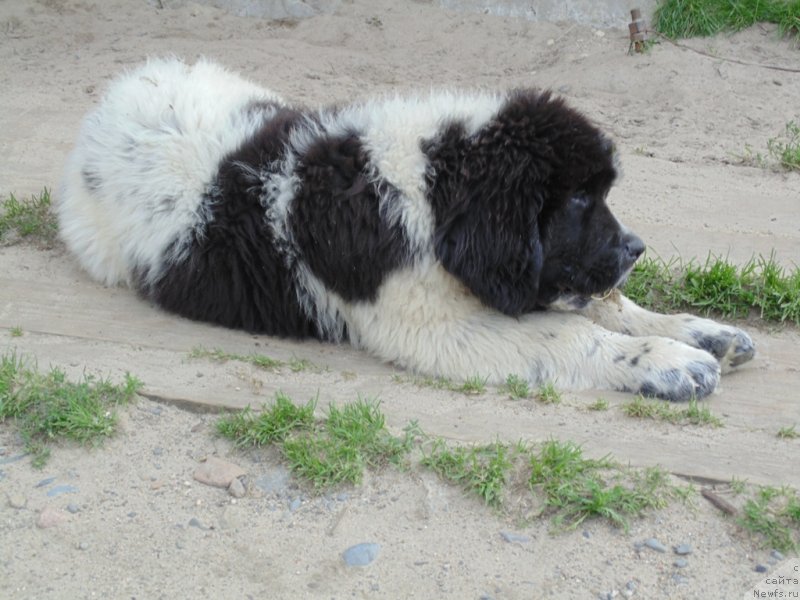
[1,1,800,598]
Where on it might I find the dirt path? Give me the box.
[1,1,799,598]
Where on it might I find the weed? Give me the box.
[393,373,491,396]
[504,374,531,399]
[587,398,609,411]
[0,352,141,467]
[777,425,799,439]
[220,396,414,490]
[739,485,800,553]
[456,374,489,395]
[730,477,748,495]
[654,0,800,40]
[216,393,316,446]
[189,345,322,373]
[421,439,513,507]
[768,121,800,171]
[529,440,677,530]
[622,396,723,427]
[536,382,562,404]
[0,188,58,245]
[623,253,800,326]
[9,326,23,338]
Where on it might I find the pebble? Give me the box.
[673,543,692,555]
[674,558,688,568]
[499,531,531,544]
[66,503,80,514]
[342,542,380,567]
[7,493,27,509]
[47,484,79,498]
[288,497,302,512]
[37,506,68,529]
[644,538,667,553]
[188,517,206,530]
[193,457,246,488]
[771,550,784,561]
[35,476,56,488]
[582,530,592,539]
[671,574,689,585]
[755,564,768,573]
[77,541,89,551]
[228,477,246,499]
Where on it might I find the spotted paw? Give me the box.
[690,324,755,374]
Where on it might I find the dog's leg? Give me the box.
[340,266,721,401]
[572,290,755,373]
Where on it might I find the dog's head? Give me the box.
[425,89,643,315]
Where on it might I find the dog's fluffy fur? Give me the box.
[58,58,755,401]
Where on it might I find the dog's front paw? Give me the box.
[613,339,721,402]
[689,323,755,373]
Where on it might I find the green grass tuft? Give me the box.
[622,395,723,427]
[777,424,799,439]
[654,0,800,40]
[587,398,610,411]
[0,352,141,467]
[0,188,58,245]
[421,439,513,507]
[189,345,321,373]
[739,485,800,553]
[504,374,532,399]
[768,121,800,171]
[529,440,677,530]
[9,326,23,338]
[219,396,415,490]
[536,382,562,404]
[623,253,800,326]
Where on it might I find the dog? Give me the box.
[58,58,755,402]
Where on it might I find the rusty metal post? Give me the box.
[629,8,649,53]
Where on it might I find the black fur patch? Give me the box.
[143,107,319,338]
[289,132,408,302]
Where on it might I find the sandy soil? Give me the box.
[1,1,799,598]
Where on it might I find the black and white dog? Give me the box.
[58,58,754,401]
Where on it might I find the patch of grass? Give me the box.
[739,485,800,553]
[0,188,58,245]
[529,440,677,530]
[623,253,800,326]
[535,382,562,404]
[189,345,322,373]
[768,121,800,171]
[421,439,514,507]
[393,373,490,396]
[503,374,531,399]
[622,395,723,427]
[219,396,415,490]
[9,326,23,338]
[0,352,141,467]
[587,398,609,411]
[216,392,316,446]
[777,424,799,439]
[654,0,800,40]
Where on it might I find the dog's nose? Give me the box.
[623,232,645,261]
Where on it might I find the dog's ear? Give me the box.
[426,117,552,316]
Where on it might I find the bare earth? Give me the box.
[1,1,799,598]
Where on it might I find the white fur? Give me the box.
[59,58,283,285]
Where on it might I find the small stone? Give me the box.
[77,541,89,551]
[188,517,205,530]
[228,477,246,499]
[595,30,606,37]
[193,457,246,488]
[771,549,784,561]
[626,581,636,592]
[47,484,79,498]
[644,538,667,553]
[674,558,688,568]
[755,564,768,573]
[499,531,531,544]
[582,530,592,539]
[35,476,56,488]
[7,493,27,509]
[671,574,689,585]
[342,542,380,567]
[289,497,302,512]
[37,506,68,529]
[673,543,692,555]
[66,503,80,514]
